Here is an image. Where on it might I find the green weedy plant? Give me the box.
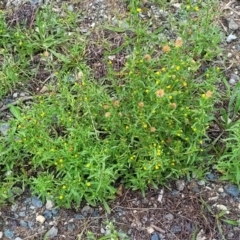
[0,2,223,209]
[214,81,240,185]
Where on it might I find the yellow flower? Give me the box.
[62,185,66,189]
[195,6,199,11]
[137,8,142,13]
[155,165,159,170]
[59,195,63,199]
[86,182,91,187]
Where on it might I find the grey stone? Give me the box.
[164,213,174,221]
[224,184,240,197]
[81,205,94,217]
[4,229,14,239]
[45,227,58,239]
[19,212,26,217]
[11,204,18,212]
[51,208,59,217]
[170,224,182,233]
[67,222,75,232]
[0,123,10,136]
[197,180,205,186]
[151,232,160,240]
[171,190,179,196]
[228,19,239,31]
[67,5,74,12]
[28,221,34,229]
[31,196,43,208]
[46,199,54,210]
[227,34,237,43]
[74,214,84,219]
[13,93,18,98]
[19,220,28,228]
[230,73,239,84]
[14,238,23,240]
[176,180,185,191]
[227,232,234,238]
[43,210,52,220]
[91,209,99,217]
[206,173,217,181]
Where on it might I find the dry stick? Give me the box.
[0,96,33,112]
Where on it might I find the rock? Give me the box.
[46,199,54,210]
[15,237,23,240]
[214,204,229,214]
[176,180,185,191]
[164,213,174,221]
[67,222,75,232]
[19,220,28,228]
[11,204,18,212]
[31,196,43,208]
[81,205,94,217]
[36,215,46,224]
[0,123,10,136]
[45,227,58,239]
[0,232,2,238]
[13,93,18,98]
[229,73,239,85]
[228,19,239,31]
[43,210,52,220]
[4,229,14,239]
[19,212,26,217]
[74,214,84,219]
[51,208,59,217]
[206,173,217,181]
[28,221,34,229]
[171,190,179,196]
[67,5,74,12]
[224,184,240,197]
[227,232,234,238]
[218,187,224,193]
[91,209,99,217]
[226,34,237,43]
[147,227,155,234]
[197,180,205,186]
[151,232,160,240]
[170,224,182,233]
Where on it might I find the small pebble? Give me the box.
[81,205,94,217]
[19,220,28,228]
[46,199,54,210]
[224,184,240,197]
[176,180,185,191]
[14,238,23,240]
[19,212,26,217]
[0,123,10,136]
[45,227,58,239]
[227,52,233,58]
[164,213,174,221]
[28,221,34,229]
[67,222,75,232]
[197,180,205,186]
[226,34,237,43]
[218,187,224,193]
[0,232,2,238]
[74,214,84,219]
[228,19,239,31]
[170,224,182,233]
[11,204,18,212]
[4,229,14,239]
[43,210,52,220]
[36,215,45,224]
[13,93,18,98]
[51,208,59,217]
[31,196,43,208]
[151,232,160,240]
[206,173,217,181]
